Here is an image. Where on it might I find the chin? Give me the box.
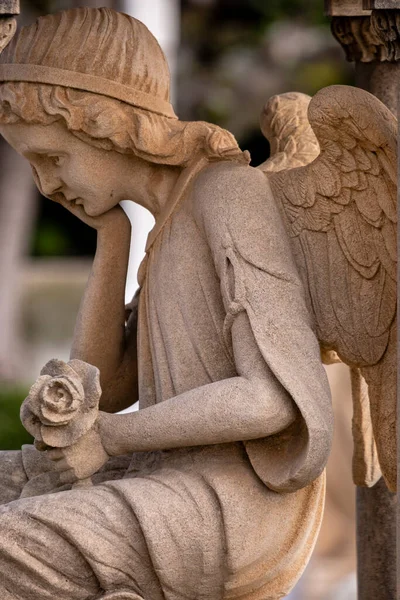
[84,205,103,217]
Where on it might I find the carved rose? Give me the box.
[21,359,101,448]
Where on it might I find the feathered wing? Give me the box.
[259,89,382,488]
[261,85,397,492]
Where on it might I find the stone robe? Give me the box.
[0,159,332,600]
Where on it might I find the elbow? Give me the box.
[239,377,298,439]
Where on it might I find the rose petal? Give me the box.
[20,403,42,439]
[68,360,101,409]
[42,378,83,411]
[40,409,98,447]
[21,375,53,434]
[83,371,102,409]
[24,375,52,413]
[52,375,85,402]
[68,359,97,381]
[40,407,74,426]
[41,359,81,380]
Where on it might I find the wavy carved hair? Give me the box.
[0,8,249,168]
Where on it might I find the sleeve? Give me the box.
[194,162,333,493]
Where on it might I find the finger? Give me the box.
[34,440,49,452]
[59,469,78,485]
[46,448,64,461]
[52,458,70,472]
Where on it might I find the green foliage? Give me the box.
[293,61,349,95]
[0,386,33,450]
[249,0,329,25]
[32,221,70,256]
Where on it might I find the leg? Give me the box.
[0,447,132,506]
[0,483,164,600]
[0,445,68,503]
[0,450,27,504]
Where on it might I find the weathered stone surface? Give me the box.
[356,479,397,598]
[0,0,19,15]
[0,7,396,600]
[0,17,16,52]
[325,0,371,16]
[364,0,400,8]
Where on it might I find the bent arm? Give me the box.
[69,208,139,413]
[99,310,298,456]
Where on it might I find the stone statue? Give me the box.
[0,8,396,600]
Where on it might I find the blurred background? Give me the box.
[0,0,357,598]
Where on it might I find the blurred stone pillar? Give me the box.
[325,2,398,599]
[0,0,35,382]
[0,141,37,381]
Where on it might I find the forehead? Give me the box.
[0,121,72,155]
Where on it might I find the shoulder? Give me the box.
[193,162,267,211]
[192,161,271,231]
[191,161,297,277]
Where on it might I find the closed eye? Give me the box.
[23,152,65,167]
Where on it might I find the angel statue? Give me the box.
[0,8,396,600]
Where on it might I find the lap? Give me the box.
[0,450,27,504]
[0,461,225,600]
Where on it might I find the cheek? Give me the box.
[30,165,42,192]
[65,170,89,192]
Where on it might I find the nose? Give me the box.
[31,164,62,197]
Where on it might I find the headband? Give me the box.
[0,63,177,119]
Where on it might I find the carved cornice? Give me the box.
[0,0,19,16]
[331,10,400,62]
[371,9,400,60]
[364,0,399,8]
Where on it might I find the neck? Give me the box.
[124,159,182,219]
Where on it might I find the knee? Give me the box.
[0,450,27,504]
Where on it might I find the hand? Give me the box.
[45,423,109,484]
[54,194,131,232]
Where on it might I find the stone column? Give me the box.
[329,1,400,111]
[325,2,398,599]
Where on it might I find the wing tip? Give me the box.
[309,85,397,142]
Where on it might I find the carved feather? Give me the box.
[260,85,396,491]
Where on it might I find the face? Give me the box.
[0,121,134,216]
